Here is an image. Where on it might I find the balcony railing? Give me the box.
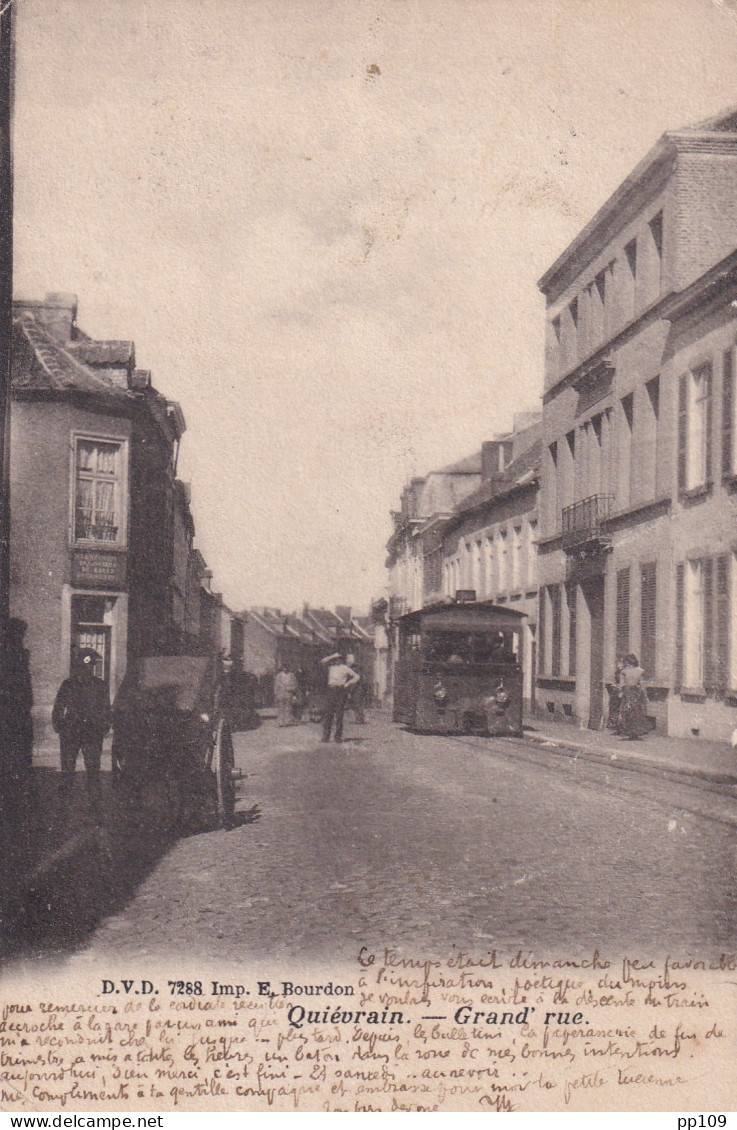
[388,596,408,620]
[561,494,614,555]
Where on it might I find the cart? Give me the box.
[112,655,236,835]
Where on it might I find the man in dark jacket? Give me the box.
[52,648,111,819]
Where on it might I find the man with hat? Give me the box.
[52,648,112,819]
[320,651,360,744]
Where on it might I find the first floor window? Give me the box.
[74,437,125,543]
[678,363,713,493]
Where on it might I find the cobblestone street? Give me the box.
[8,711,737,969]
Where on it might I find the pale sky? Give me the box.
[12,0,737,613]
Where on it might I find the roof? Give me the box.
[12,304,186,440]
[68,340,135,367]
[399,601,527,628]
[247,608,315,642]
[438,451,483,474]
[13,313,132,400]
[538,105,737,295]
[448,439,541,521]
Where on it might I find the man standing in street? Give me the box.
[52,648,111,821]
[320,652,359,744]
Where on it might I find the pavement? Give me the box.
[6,709,735,904]
[15,710,735,967]
[519,714,737,786]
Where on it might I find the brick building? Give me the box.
[537,107,737,739]
[10,294,186,740]
[441,414,541,710]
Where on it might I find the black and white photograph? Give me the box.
[1,0,737,1115]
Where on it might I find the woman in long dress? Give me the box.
[274,663,298,727]
[617,653,649,739]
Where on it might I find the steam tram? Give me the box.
[392,601,525,736]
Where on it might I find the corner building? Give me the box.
[537,107,737,739]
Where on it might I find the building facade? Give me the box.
[385,455,483,620]
[441,415,541,710]
[537,108,737,739]
[10,294,186,741]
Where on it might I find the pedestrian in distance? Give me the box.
[616,653,649,740]
[320,652,359,743]
[291,667,307,724]
[345,652,366,724]
[52,648,112,821]
[274,662,298,727]
[606,656,625,731]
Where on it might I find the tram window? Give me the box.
[424,629,520,664]
[425,633,470,664]
[400,630,422,657]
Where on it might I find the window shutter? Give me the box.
[716,555,730,688]
[640,562,657,680]
[538,587,546,676]
[616,567,630,660]
[703,557,714,689]
[675,562,684,688]
[566,582,577,677]
[551,584,562,677]
[704,365,713,484]
[724,348,734,478]
[677,373,688,492]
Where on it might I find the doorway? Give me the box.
[582,577,605,729]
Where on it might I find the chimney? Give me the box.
[335,605,352,625]
[481,439,512,479]
[15,292,78,343]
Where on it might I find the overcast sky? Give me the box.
[12,0,737,613]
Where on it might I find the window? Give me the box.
[617,394,634,509]
[497,530,508,593]
[678,363,713,493]
[71,594,115,687]
[74,438,126,543]
[511,527,522,592]
[526,520,538,589]
[623,238,637,321]
[615,567,630,661]
[481,537,492,601]
[640,562,657,680]
[640,376,660,502]
[723,347,735,478]
[677,555,733,691]
[682,558,705,688]
[649,212,663,259]
[473,539,482,595]
[551,584,562,677]
[547,442,558,534]
[566,581,577,676]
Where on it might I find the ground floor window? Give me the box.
[676,554,732,692]
[71,594,116,687]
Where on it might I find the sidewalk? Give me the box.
[519,715,737,787]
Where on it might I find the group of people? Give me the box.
[607,653,649,739]
[274,651,365,743]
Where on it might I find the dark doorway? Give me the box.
[582,577,605,729]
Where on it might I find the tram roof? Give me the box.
[397,601,527,629]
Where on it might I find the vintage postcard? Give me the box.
[2,0,737,1116]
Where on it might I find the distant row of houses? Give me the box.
[384,105,737,744]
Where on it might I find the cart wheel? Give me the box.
[138,766,182,837]
[214,717,236,827]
